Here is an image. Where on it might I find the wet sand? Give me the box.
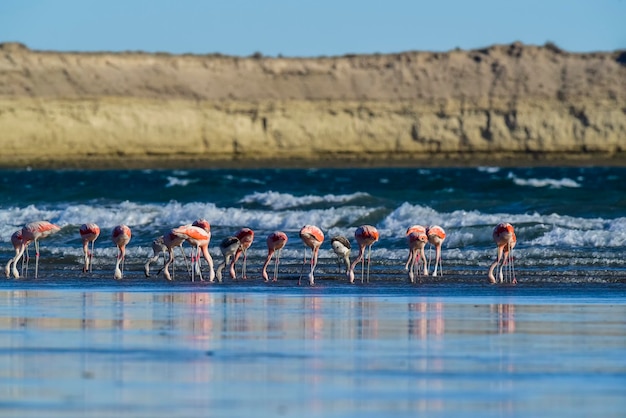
[0,282,624,417]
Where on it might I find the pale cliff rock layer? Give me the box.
[0,42,624,168]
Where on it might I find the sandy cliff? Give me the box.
[0,42,624,168]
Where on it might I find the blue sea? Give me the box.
[0,167,625,417]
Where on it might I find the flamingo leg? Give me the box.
[366,245,372,283]
[433,246,442,277]
[273,249,281,282]
[309,248,319,286]
[509,247,517,284]
[89,240,96,273]
[406,249,415,283]
[195,246,204,282]
[298,249,308,286]
[242,250,248,280]
[357,246,367,283]
[228,255,236,280]
[178,245,190,276]
[204,249,214,282]
[121,250,126,279]
[22,245,30,278]
[34,240,40,279]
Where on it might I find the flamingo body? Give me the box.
[161,231,187,281]
[145,231,188,281]
[11,221,61,278]
[299,225,324,286]
[112,224,132,280]
[405,225,428,282]
[233,227,254,279]
[348,225,379,284]
[172,224,215,282]
[426,225,446,277]
[216,236,241,282]
[262,231,288,282]
[331,236,351,274]
[489,223,517,284]
[144,235,167,277]
[80,223,100,273]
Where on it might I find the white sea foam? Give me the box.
[165,176,198,188]
[238,191,370,210]
[477,167,501,173]
[507,172,581,188]
[2,197,625,270]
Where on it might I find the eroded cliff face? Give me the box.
[0,42,624,168]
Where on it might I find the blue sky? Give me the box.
[1,1,624,56]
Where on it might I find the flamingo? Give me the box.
[489,223,517,284]
[330,236,351,274]
[159,230,189,281]
[233,227,254,279]
[347,225,379,284]
[144,235,167,277]
[80,223,100,273]
[262,231,288,282]
[9,221,61,279]
[405,225,428,282]
[191,219,213,277]
[426,225,446,277]
[171,224,215,282]
[112,224,132,280]
[144,230,189,280]
[216,236,241,282]
[5,230,24,278]
[299,225,324,286]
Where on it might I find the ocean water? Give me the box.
[0,167,625,417]
[1,167,625,282]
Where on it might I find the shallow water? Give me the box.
[0,283,624,417]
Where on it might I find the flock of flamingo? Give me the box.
[4,220,517,285]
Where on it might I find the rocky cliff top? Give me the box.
[1,42,624,104]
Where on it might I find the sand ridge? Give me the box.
[0,42,624,168]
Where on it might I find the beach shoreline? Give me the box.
[3,152,626,170]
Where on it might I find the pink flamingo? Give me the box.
[80,223,100,273]
[330,236,351,274]
[489,223,517,284]
[233,227,254,279]
[5,230,24,278]
[426,225,446,277]
[144,233,189,279]
[262,231,288,282]
[299,225,324,286]
[405,225,428,282]
[216,236,241,282]
[112,224,132,279]
[348,225,379,284]
[10,221,61,279]
[172,224,215,282]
